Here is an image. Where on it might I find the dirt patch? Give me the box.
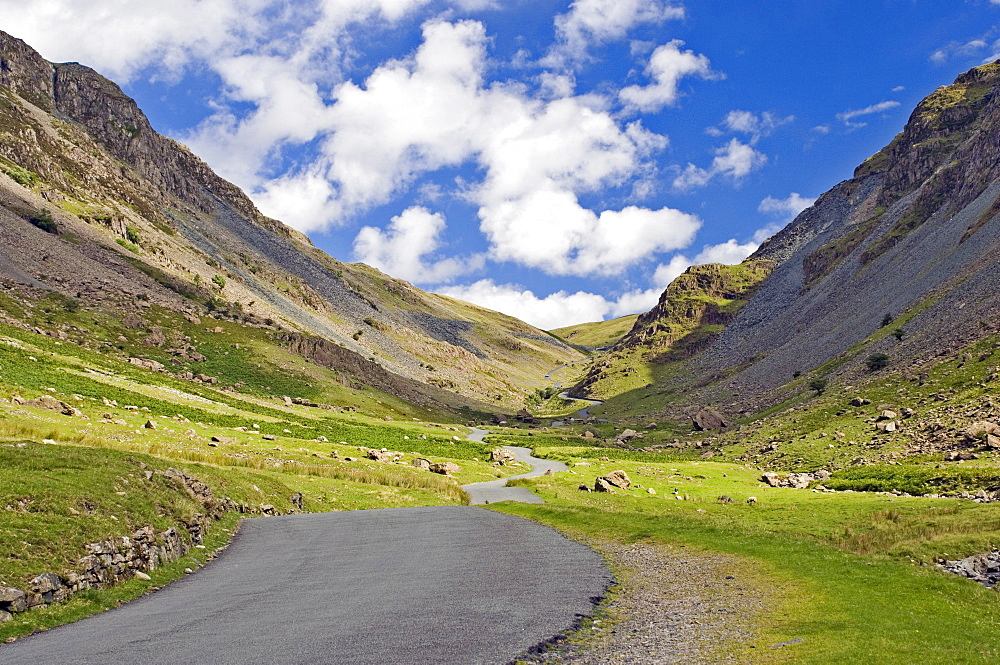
[518,540,767,664]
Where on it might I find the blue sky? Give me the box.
[4,0,1000,328]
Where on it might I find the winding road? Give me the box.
[0,429,609,664]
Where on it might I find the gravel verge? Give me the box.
[516,539,767,665]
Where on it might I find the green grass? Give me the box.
[550,314,639,348]
[491,450,1000,664]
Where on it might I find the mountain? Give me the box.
[576,61,1000,421]
[0,31,582,413]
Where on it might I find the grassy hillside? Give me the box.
[550,314,639,349]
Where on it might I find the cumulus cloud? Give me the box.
[437,280,616,330]
[353,206,484,283]
[836,100,901,128]
[546,0,685,67]
[619,40,720,113]
[0,0,268,80]
[758,192,816,221]
[673,138,767,190]
[249,18,690,277]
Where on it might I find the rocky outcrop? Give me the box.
[941,550,1000,587]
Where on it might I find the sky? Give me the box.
[3,1,1000,329]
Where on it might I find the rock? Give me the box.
[134,571,151,581]
[691,407,728,431]
[0,610,11,623]
[24,395,77,416]
[875,420,898,432]
[613,429,640,446]
[966,421,1000,439]
[410,458,432,470]
[761,471,783,487]
[0,586,27,613]
[489,448,517,465]
[543,469,555,476]
[429,462,460,475]
[988,434,1000,449]
[877,410,898,421]
[594,477,617,493]
[646,487,656,495]
[210,436,237,444]
[787,473,813,489]
[366,449,392,462]
[30,573,61,594]
[144,419,157,430]
[602,470,631,490]
[581,431,595,439]
[850,397,872,407]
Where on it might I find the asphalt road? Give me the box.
[0,507,609,665]
[463,447,569,505]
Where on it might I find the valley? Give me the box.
[1,27,1000,665]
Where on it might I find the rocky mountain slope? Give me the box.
[578,61,1000,422]
[0,30,581,412]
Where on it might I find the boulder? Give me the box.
[613,429,640,445]
[761,472,783,487]
[965,421,1000,439]
[602,470,631,490]
[489,448,517,465]
[877,410,898,421]
[410,458,432,470]
[429,462,460,476]
[24,395,76,416]
[691,407,728,431]
[366,449,392,463]
[594,477,617,493]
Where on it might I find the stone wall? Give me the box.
[0,468,282,624]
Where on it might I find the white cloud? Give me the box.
[438,280,616,330]
[758,192,816,221]
[619,40,720,113]
[478,194,701,276]
[254,18,689,277]
[546,0,685,67]
[708,110,794,143]
[0,0,269,81]
[353,206,483,284]
[836,100,901,128]
[673,138,767,190]
[930,37,997,64]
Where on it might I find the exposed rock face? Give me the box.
[573,262,774,398]
[588,60,1000,412]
